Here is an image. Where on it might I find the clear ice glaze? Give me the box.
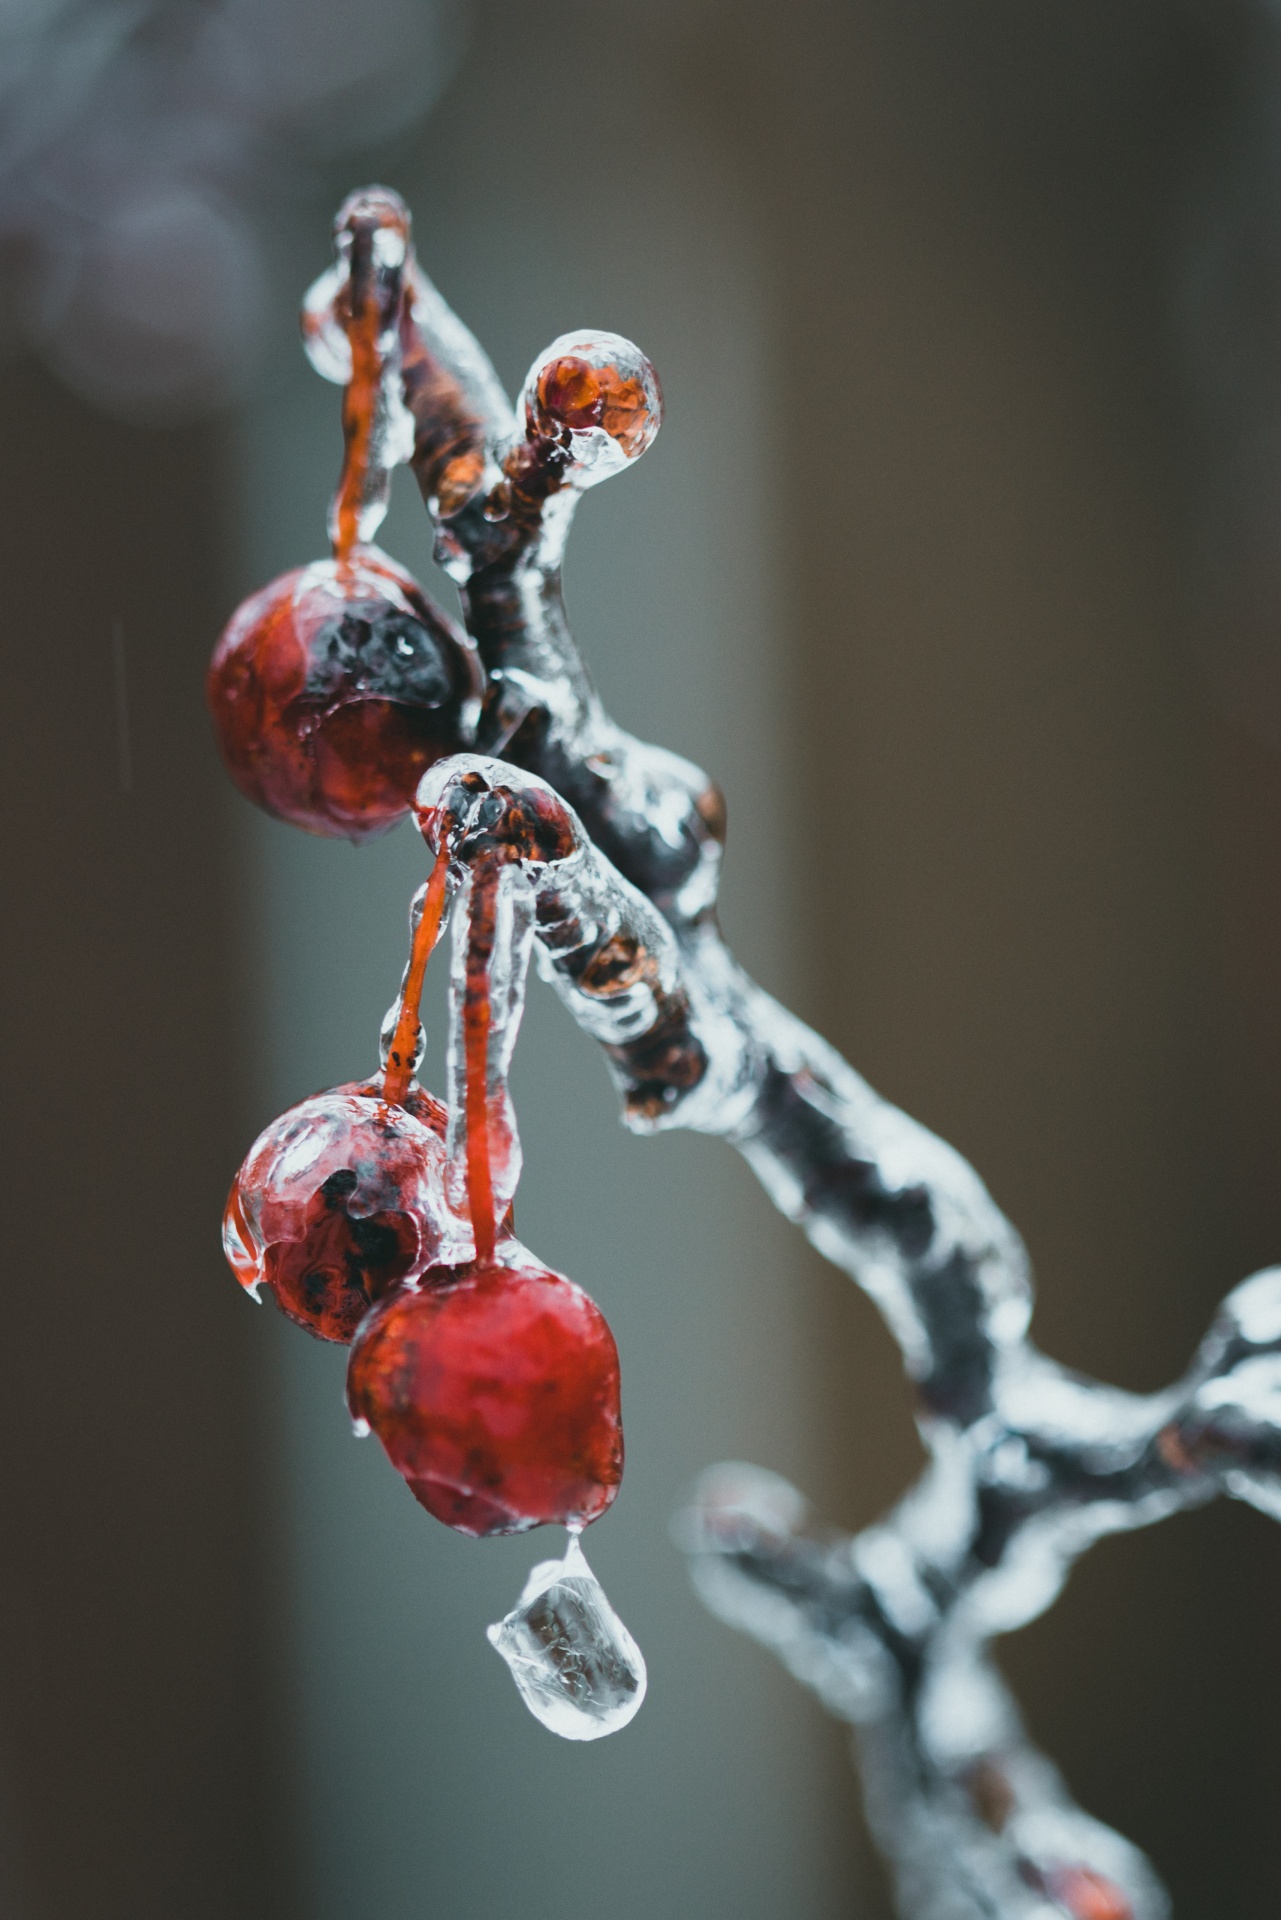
[224,1078,468,1343]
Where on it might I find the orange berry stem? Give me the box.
[463,860,500,1266]
[331,267,381,565]
[381,842,451,1107]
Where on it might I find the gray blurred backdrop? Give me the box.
[6,4,1281,1918]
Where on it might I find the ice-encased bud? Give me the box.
[486,1536,646,1740]
[520,330,662,487]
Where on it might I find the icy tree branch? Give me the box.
[305,189,1281,1920]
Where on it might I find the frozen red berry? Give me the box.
[346,1251,623,1536]
[207,547,481,842]
[223,1078,467,1343]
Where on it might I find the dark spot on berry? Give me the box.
[305,601,454,711]
[321,1168,359,1203]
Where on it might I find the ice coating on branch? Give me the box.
[677,1467,1162,1920]
[487,1535,647,1740]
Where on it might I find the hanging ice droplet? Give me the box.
[486,1535,646,1740]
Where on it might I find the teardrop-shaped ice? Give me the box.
[486,1536,647,1740]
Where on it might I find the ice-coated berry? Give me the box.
[223,1078,469,1343]
[519,331,662,487]
[346,1252,624,1536]
[207,546,481,842]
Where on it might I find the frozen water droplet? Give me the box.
[487,1536,646,1740]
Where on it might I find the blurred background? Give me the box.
[5,1,1281,1916]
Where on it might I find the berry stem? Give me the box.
[331,272,381,565]
[463,859,500,1266]
[381,843,451,1107]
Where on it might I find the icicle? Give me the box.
[487,1534,647,1741]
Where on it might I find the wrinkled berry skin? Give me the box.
[347,1252,624,1536]
[208,547,482,842]
[223,1079,469,1343]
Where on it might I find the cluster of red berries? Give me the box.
[221,825,624,1538]
[207,194,661,848]
[208,192,658,1540]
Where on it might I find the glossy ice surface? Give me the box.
[486,1535,647,1740]
[519,330,662,488]
[346,1251,624,1537]
[224,1078,468,1342]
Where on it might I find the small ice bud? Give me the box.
[487,1536,646,1740]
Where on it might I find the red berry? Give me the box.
[207,547,481,842]
[223,1079,463,1344]
[346,1253,624,1537]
